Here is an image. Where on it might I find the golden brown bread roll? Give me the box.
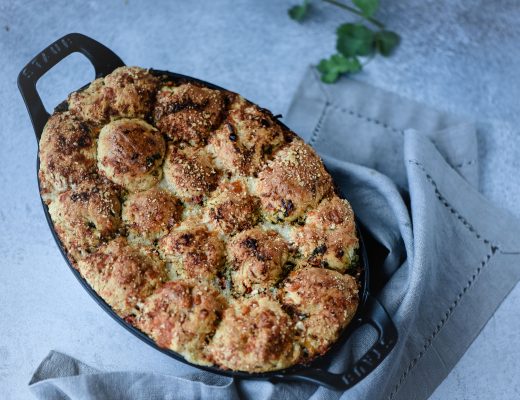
[153,83,227,146]
[68,78,111,125]
[138,280,226,363]
[158,223,226,280]
[38,112,98,201]
[228,227,289,294]
[97,118,165,192]
[292,195,359,272]
[103,66,159,119]
[207,97,287,176]
[122,187,183,243]
[256,139,333,222]
[205,179,260,236]
[163,145,218,203]
[68,67,158,124]
[48,178,121,259]
[282,267,359,359]
[76,237,167,317]
[209,296,300,372]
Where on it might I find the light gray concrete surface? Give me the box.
[0,0,519,399]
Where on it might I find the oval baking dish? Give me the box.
[18,33,397,390]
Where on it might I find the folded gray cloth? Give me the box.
[29,67,520,400]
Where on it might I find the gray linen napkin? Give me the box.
[29,67,520,400]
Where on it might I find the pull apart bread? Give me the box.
[39,66,360,372]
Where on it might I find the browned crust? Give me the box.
[76,237,168,317]
[38,112,98,199]
[158,224,226,280]
[209,296,300,372]
[282,267,359,359]
[228,228,289,294]
[205,180,260,236]
[97,118,165,192]
[103,66,159,119]
[207,97,288,176]
[163,145,218,203]
[68,67,158,125]
[122,188,183,242]
[68,78,111,125]
[256,139,333,222]
[138,280,226,361]
[48,177,121,260]
[153,83,227,146]
[292,196,359,272]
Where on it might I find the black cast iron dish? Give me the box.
[18,33,397,391]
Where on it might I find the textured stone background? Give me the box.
[0,0,519,399]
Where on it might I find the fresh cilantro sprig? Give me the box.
[288,0,310,21]
[317,54,361,83]
[288,0,400,83]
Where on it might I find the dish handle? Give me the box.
[17,33,125,140]
[275,295,398,391]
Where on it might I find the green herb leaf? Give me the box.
[336,23,375,57]
[287,0,400,84]
[375,30,400,56]
[352,0,380,18]
[320,70,340,84]
[317,54,362,83]
[288,0,311,22]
